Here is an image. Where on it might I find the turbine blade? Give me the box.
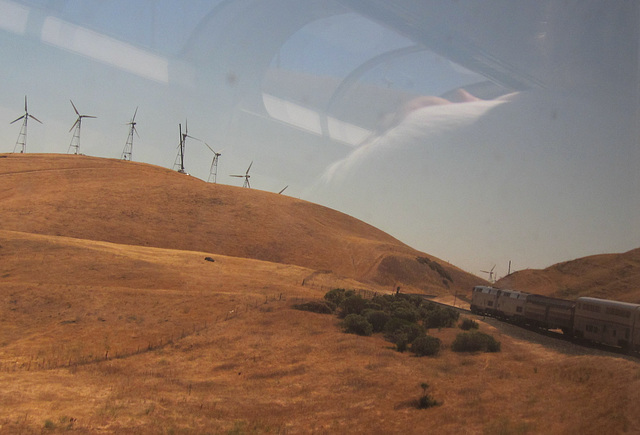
[202,142,215,153]
[24,95,27,112]
[230,175,243,177]
[29,114,43,124]
[83,115,97,119]
[133,126,140,138]
[246,161,253,175]
[132,106,138,122]
[278,185,288,194]
[70,100,79,115]
[10,115,25,124]
[69,118,79,132]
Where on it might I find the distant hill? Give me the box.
[0,153,483,294]
[495,248,640,303]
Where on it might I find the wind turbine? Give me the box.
[481,265,496,283]
[231,161,252,188]
[68,100,96,155]
[121,107,139,161]
[11,96,42,153]
[173,120,199,174]
[201,142,222,183]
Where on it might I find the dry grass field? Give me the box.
[496,249,640,303]
[1,154,639,434]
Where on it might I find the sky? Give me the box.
[1,0,639,279]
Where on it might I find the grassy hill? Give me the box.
[1,153,639,434]
[0,153,481,295]
[495,248,640,303]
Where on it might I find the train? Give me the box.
[470,286,640,353]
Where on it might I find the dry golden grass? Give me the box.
[0,153,482,296]
[0,154,639,434]
[497,248,640,303]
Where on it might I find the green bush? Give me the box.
[421,304,459,329]
[364,310,390,333]
[459,318,479,330]
[384,318,425,351]
[416,382,440,409]
[451,331,501,353]
[340,295,367,318]
[341,314,373,336]
[364,301,382,311]
[293,300,335,314]
[390,300,420,323]
[324,288,347,306]
[411,335,441,357]
[385,318,425,342]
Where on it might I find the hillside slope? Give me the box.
[496,248,640,303]
[0,153,483,294]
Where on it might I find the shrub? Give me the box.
[383,318,414,338]
[421,304,459,329]
[395,338,409,353]
[411,335,441,357]
[340,295,367,318]
[293,300,335,314]
[364,301,382,311]
[341,314,373,336]
[390,300,420,323]
[324,288,347,306]
[459,318,479,330]
[451,331,501,353]
[364,310,390,333]
[384,318,425,351]
[416,382,440,409]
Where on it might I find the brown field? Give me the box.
[1,154,639,434]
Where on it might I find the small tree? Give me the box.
[341,314,373,336]
[340,294,367,318]
[451,331,501,353]
[416,383,440,409]
[459,318,479,330]
[324,288,347,306]
[411,335,441,357]
[365,310,390,333]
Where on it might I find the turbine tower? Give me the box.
[173,120,199,174]
[202,142,222,183]
[67,100,96,155]
[121,107,138,161]
[11,96,42,153]
[231,161,253,188]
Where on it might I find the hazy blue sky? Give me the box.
[1,0,638,279]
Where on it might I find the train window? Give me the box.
[605,306,631,318]
[516,307,523,313]
[583,304,601,313]
[487,301,493,307]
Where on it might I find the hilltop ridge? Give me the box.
[0,153,483,294]
[495,248,640,303]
